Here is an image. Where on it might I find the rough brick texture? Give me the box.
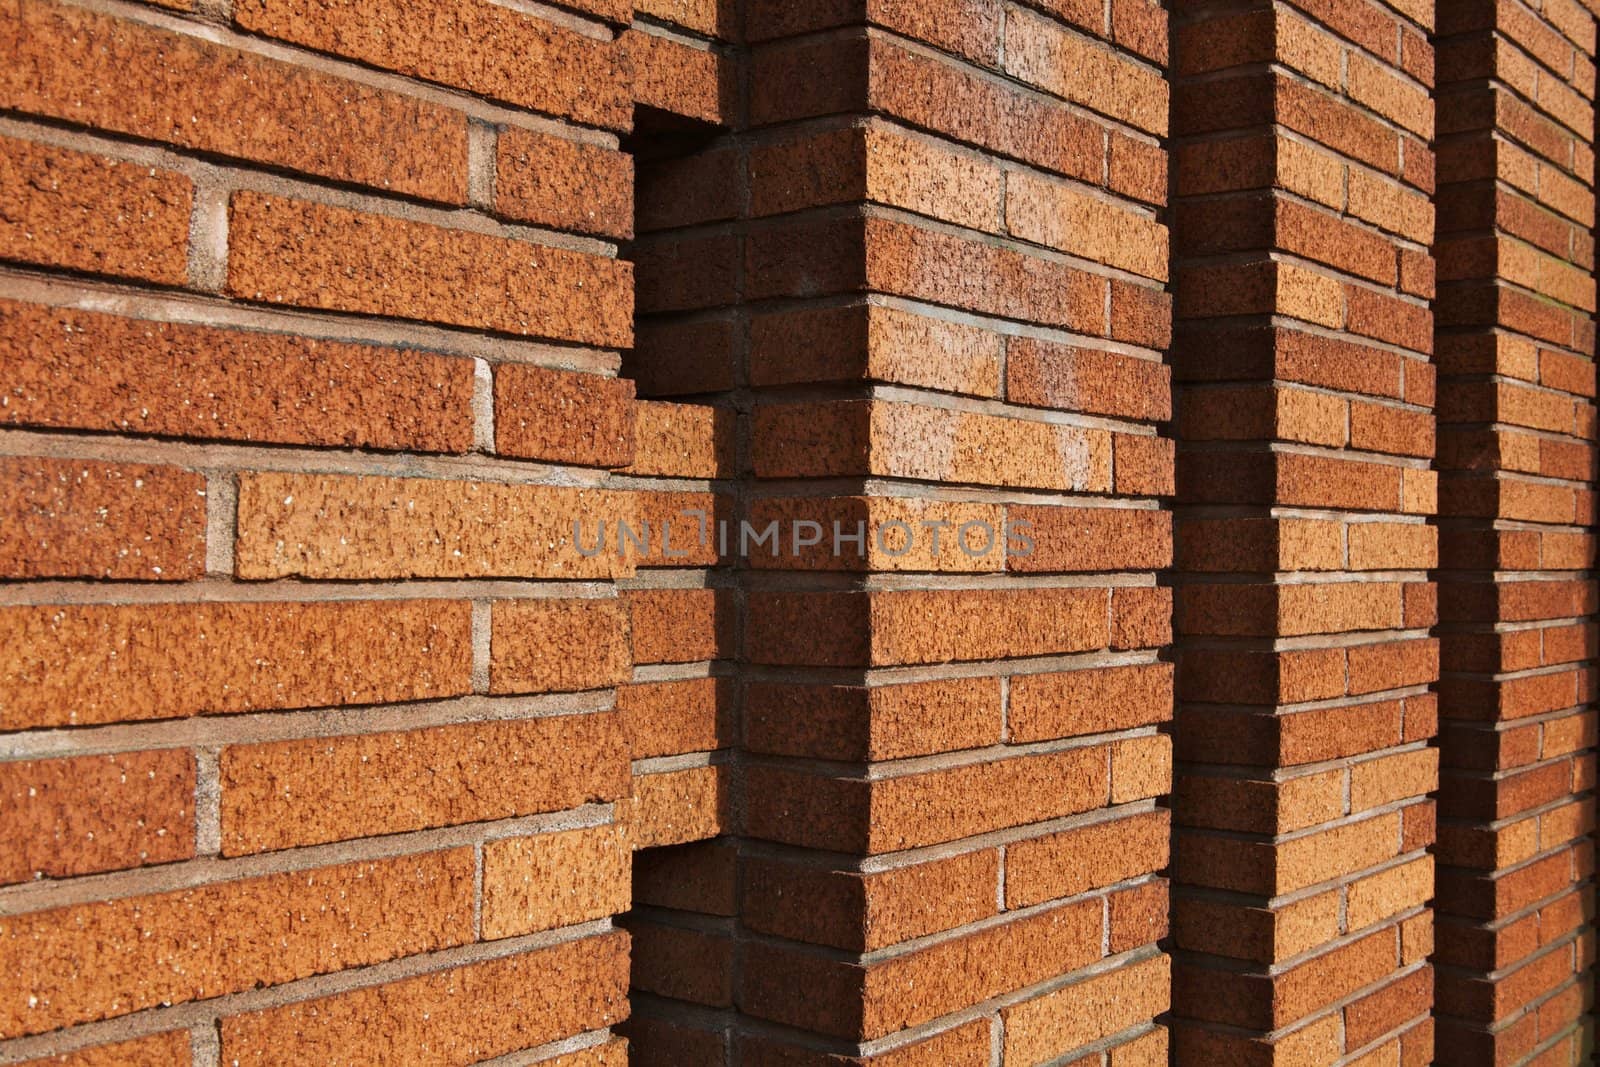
[1171,0,1443,1061]
[702,2,1177,1062]
[0,0,640,1060]
[1436,2,1600,1062]
[3,0,1600,1062]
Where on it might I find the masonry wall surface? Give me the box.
[0,0,1596,1065]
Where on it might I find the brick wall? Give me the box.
[1171,0,1442,1061]
[0,0,1597,1065]
[1435,2,1600,1061]
[0,0,642,1062]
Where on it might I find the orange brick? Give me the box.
[1,850,473,1035]
[626,401,735,478]
[0,135,189,285]
[869,587,1111,665]
[619,676,732,759]
[16,1032,191,1067]
[1006,505,1173,573]
[1009,662,1174,742]
[0,299,475,453]
[1005,810,1172,909]
[625,26,730,124]
[235,0,627,128]
[490,598,632,694]
[1006,340,1172,420]
[481,825,630,938]
[220,712,629,853]
[494,364,637,467]
[744,677,1000,761]
[227,192,632,347]
[219,932,630,1065]
[0,457,205,580]
[1,750,194,886]
[235,472,632,581]
[3,0,468,200]
[742,849,999,953]
[627,764,729,849]
[869,746,1111,852]
[748,301,1002,397]
[1002,954,1171,1064]
[495,127,632,239]
[628,587,732,664]
[0,599,472,730]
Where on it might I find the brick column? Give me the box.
[1170,1,1441,1062]
[733,1,1176,1061]
[1434,3,1600,1062]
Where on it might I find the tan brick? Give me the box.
[1,750,194,886]
[0,457,204,580]
[1002,953,1171,1064]
[0,599,472,730]
[1112,734,1172,803]
[236,472,632,581]
[3,0,468,200]
[0,299,475,453]
[489,598,632,694]
[861,217,1106,333]
[235,0,626,128]
[1352,748,1439,811]
[494,364,636,467]
[627,763,729,849]
[1277,812,1404,894]
[219,932,630,1065]
[227,193,632,347]
[0,135,189,285]
[757,400,1113,491]
[1,850,473,1035]
[482,825,630,939]
[220,713,629,854]
[1347,856,1434,931]
[1005,170,1170,280]
[495,127,632,239]
[626,401,735,478]
[856,902,1104,1039]
[1003,7,1169,135]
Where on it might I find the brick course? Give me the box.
[2,0,1598,1062]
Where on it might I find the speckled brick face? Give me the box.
[1433,1,1600,1060]
[3,0,1599,1062]
[1172,0,1447,1061]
